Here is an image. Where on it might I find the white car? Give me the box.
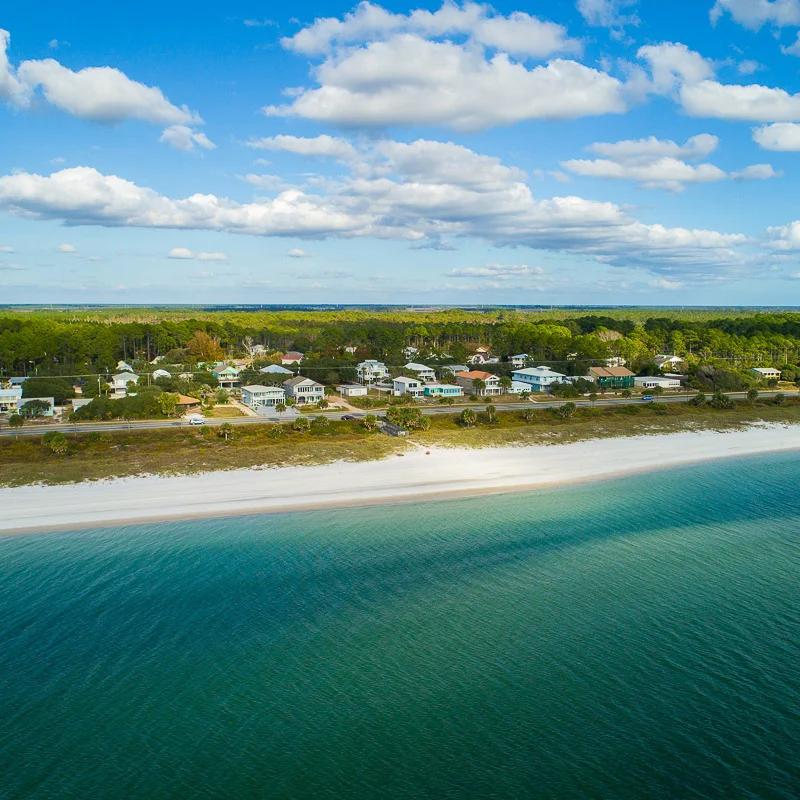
[187,415,206,426]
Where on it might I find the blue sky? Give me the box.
[4,0,800,305]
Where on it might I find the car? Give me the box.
[187,414,206,425]
[642,395,654,401]
[341,414,356,420]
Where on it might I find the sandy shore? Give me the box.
[2,424,800,535]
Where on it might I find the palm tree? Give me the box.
[473,379,486,396]
[460,408,477,427]
[486,404,497,423]
[499,376,512,394]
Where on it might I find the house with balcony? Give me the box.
[241,384,286,409]
[393,376,425,398]
[511,366,566,393]
[587,366,635,390]
[456,371,502,396]
[0,387,23,412]
[109,372,139,397]
[510,353,530,369]
[751,367,782,381]
[357,360,390,383]
[404,362,437,382]
[283,376,325,404]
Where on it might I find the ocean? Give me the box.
[1,453,799,800]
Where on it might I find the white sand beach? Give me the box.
[2,424,800,535]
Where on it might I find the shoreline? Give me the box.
[3,423,800,537]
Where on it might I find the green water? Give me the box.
[2,454,800,799]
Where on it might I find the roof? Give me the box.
[241,385,284,393]
[588,366,635,378]
[394,375,420,384]
[284,376,322,388]
[511,353,529,358]
[358,359,386,366]
[112,372,139,381]
[513,367,565,378]
[405,362,434,371]
[457,370,497,380]
[260,364,293,374]
[338,384,365,389]
[152,369,171,378]
[283,351,304,359]
[213,365,241,374]
[752,367,780,373]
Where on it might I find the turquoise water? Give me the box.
[2,455,800,799]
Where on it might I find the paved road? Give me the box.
[1,390,795,437]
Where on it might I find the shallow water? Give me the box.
[2,453,799,799]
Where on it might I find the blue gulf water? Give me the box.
[2,454,800,800]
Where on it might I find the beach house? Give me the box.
[751,367,782,380]
[587,366,636,390]
[511,366,566,392]
[440,364,468,378]
[283,376,325,404]
[212,365,242,389]
[241,385,286,409]
[635,376,682,390]
[393,376,425,398]
[281,351,304,366]
[18,397,55,417]
[655,354,685,371]
[456,371,502,396]
[0,386,23,412]
[423,383,464,398]
[108,372,139,397]
[338,384,368,397]
[510,354,530,369]
[357,360,390,383]
[404,362,437,382]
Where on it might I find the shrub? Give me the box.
[459,408,477,427]
[709,391,735,410]
[8,414,24,428]
[292,417,310,432]
[42,430,68,454]
[552,402,576,419]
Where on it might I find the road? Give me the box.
[1,390,794,438]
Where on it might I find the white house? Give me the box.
[260,364,294,375]
[512,366,566,392]
[212,365,242,389]
[507,381,533,394]
[357,360,390,383]
[634,376,682,390]
[393,376,425,398]
[116,360,134,372]
[283,376,325,404]
[338,384,368,397]
[241,384,286,409]
[404,362,437,382]
[0,387,22,412]
[423,383,464,398]
[109,372,139,397]
[510,353,529,369]
[654,354,684,371]
[152,369,171,380]
[281,351,304,365]
[751,367,782,380]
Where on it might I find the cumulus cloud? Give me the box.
[247,134,358,161]
[637,42,715,94]
[1,29,207,150]
[753,121,800,149]
[159,125,216,152]
[562,134,777,191]
[282,2,580,58]
[0,150,754,279]
[287,248,314,258]
[56,243,77,253]
[710,0,800,29]
[681,79,800,121]
[168,248,228,261]
[766,220,800,249]
[267,36,626,130]
[241,174,285,190]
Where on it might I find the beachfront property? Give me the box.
[456,370,502,396]
[357,360,390,383]
[18,396,55,416]
[212,364,242,389]
[241,385,286,409]
[283,376,325,404]
[751,367,782,380]
[423,383,464,398]
[587,366,636,389]
[338,384,368,397]
[512,366,566,392]
[393,376,425,398]
[510,353,530,369]
[507,381,533,394]
[109,371,139,397]
[0,386,23,412]
[635,376,682,390]
[655,354,685,371]
[260,364,294,376]
[281,351,304,365]
[404,362,437,382]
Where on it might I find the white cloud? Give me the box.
[267,36,626,130]
[168,248,228,261]
[242,174,285,190]
[753,121,800,149]
[577,0,639,30]
[766,220,800,249]
[287,248,314,257]
[56,243,76,253]
[637,42,715,94]
[0,262,26,271]
[247,134,358,160]
[0,245,14,253]
[649,278,685,289]
[0,29,26,103]
[159,125,216,152]
[451,263,544,278]
[781,32,800,54]
[730,163,782,180]
[562,134,777,191]
[681,79,800,121]
[243,18,275,27]
[710,0,800,30]
[0,157,753,279]
[282,2,580,58]
[738,59,761,74]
